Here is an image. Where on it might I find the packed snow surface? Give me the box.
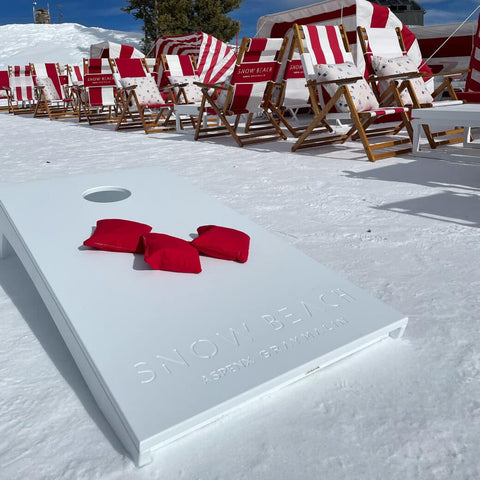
[1,23,480,480]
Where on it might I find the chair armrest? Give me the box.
[194,81,226,90]
[367,71,422,83]
[423,69,469,78]
[307,76,363,87]
[165,82,189,88]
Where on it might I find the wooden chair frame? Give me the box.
[357,25,467,150]
[30,62,78,120]
[76,58,121,125]
[291,24,413,162]
[5,66,36,115]
[270,35,333,138]
[113,57,177,134]
[194,36,289,147]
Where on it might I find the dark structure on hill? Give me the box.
[369,0,425,25]
[34,8,51,24]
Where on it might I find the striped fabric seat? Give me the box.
[113,57,175,134]
[158,54,203,105]
[84,58,116,107]
[154,32,236,87]
[10,65,32,76]
[30,62,77,120]
[67,64,83,86]
[358,25,465,150]
[78,58,120,125]
[31,63,64,99]
[6,66,36,114]
[222,38,284,115]
[8,65,34,102]
[291,24,413,162]
[194,37,289,147]
[9,75,35,102]
[114,57,150,78]
[0,70,9,99]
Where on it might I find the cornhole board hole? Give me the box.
[0,166,408,467]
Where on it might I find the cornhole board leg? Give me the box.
[0,166,408,467]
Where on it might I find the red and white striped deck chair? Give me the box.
[291,24,413,162]
[159,53,209,129]
[270,32,334,138]
[65,64,84,111]
[10,65,32,76]
[6,65,36,114]
[0,70,10,111]
[113,57,175,134]
[30,62,76,120]
[457,13,480,103]
[194,37,289,147]
[143,57,160,81]
[357,26,466,149]
[159,54,202,102]
[67,64,83,86]
[80,58,118,124]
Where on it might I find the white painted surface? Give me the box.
[0,166,406,465]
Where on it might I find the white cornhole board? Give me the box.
[0,166,408,467]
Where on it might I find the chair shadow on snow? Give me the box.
[0,253,126,457]
[374,190,480,228]
[135,123,372,161]
[343,158,480,228]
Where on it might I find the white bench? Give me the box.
[411,103,480,160]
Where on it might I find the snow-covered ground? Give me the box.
[0,23,142,69]
[1,23,480,480]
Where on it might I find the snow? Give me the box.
[1,23,480,480]
[0,23,142,69]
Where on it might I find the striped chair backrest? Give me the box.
[10,65,32,76]
[299,24,354,79]
[31,63,64,99]
[9,75,35,102]
[83,58,116,107]
[359,27,406,77]
[114,58,149,78]
[464,14,480,92]
[221,37,286,114]
[0,70,9,99]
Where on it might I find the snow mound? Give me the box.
[0,23,143,69]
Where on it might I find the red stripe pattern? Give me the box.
[84,59,116,107]
[303,25,353,65]
[154,31,236,85]
[464,13,480,92]
[223,38,284,114]
[115,58,147,78]
[259,0,423,81]
[0,70,10,98]
[13,65,31,76]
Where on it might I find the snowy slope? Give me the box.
[0,23,143,69]
[1,23,480,480]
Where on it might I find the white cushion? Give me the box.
[371,55,433,105]
[36,76,61,101]
[168,74,203,103]
[314,62,379,112]
[120,76,164,106]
